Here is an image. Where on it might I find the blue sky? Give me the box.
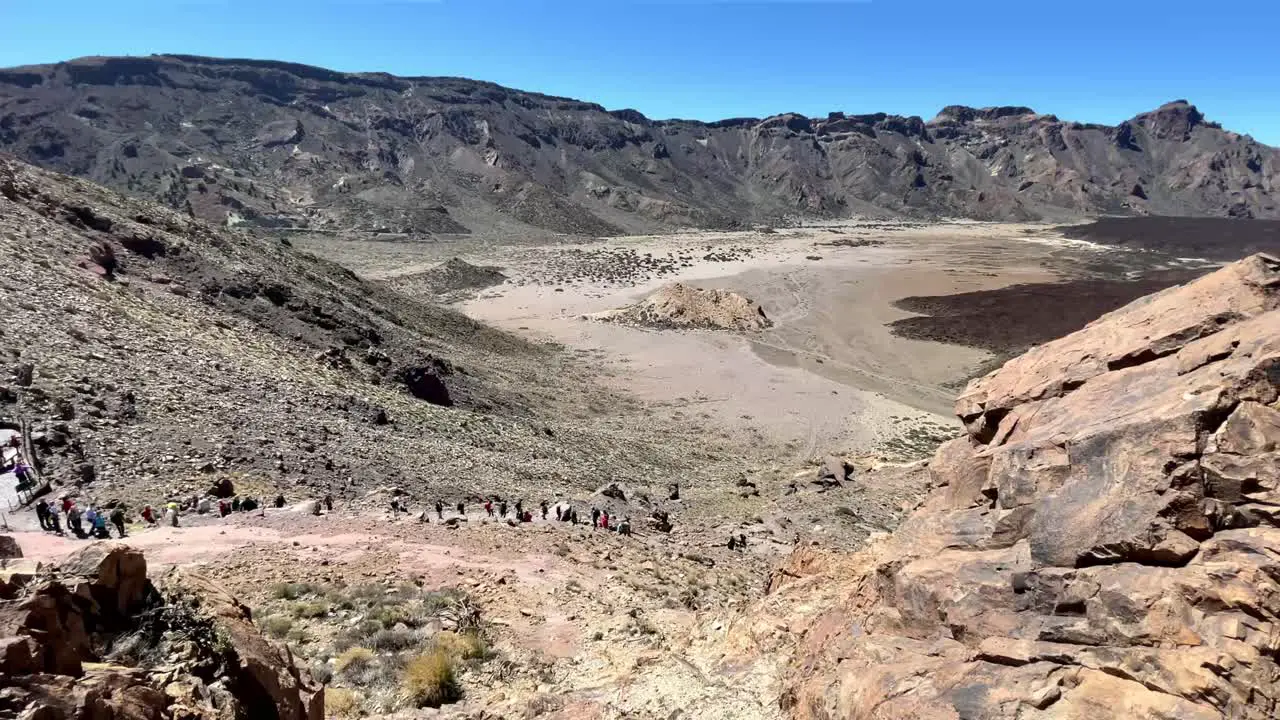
[2,0,1277,145]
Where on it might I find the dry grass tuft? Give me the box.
[325,687,360,718]
[335,646,375,676]
[400,649,461,708]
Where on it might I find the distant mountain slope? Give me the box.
[0,54,1276,235]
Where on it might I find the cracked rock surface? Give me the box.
[762,254,1280,719]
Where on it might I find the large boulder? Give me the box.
[774,255,1280,719]
[0,534,22,560]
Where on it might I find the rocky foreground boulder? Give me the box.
[0,544,322,720]
[766,254,1280,719]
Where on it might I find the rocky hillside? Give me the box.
[0,154,719,511]
[0,55,1276,236]
[750,254,1280,718]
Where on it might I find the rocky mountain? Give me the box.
[0,55,1277,237]
[745,254,1280,718]
[0,154,719,512]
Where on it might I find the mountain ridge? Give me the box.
[1,54,1276,235]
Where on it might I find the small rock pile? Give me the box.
[595,283,772,332]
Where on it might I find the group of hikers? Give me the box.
[417,497,633,536]
[29,489,289,537]
[34,496,126,539]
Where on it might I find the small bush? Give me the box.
[292,601,331,619]
[260,615,294,638]
[434,631,488,661]
[333,620,383,652]
[286,627,311,645]
[369,604,423,629]
[420,588,466,614]
[371,627,419,652]
[401,649,461,708]
[335,647,375,677]
[325,687,360,718]
[271,582,321,601]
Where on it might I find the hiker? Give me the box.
[15,462,34,491]
[435,500,444,519]
[241,497,258,512]
[68,504,84,537]
[324,494,334,512]
[540,500,549,520]
[485,500,494,517]
[92,509,109,539]
[141,505,156,526]
[110,508,126,538]
[591,507,600,528]
[61,496,73,514]
[274,494,286,509]
[456,501,465,516]
[35,499,50,531]
[619,517,632,536]
[48,503,63,535]
[499,500,508,518]
[515,500,524,519]
[569,509,579,525]
[555,505,563,522]
[523,510,532,523]
[218,499,230,517]
[167,502,181,527]
[738,533,747,551]
[727,535,737,550]
[600,511,609,531]
[231,496,242,512]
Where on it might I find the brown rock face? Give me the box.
[778,254,1280,719]
[0,546,322,720]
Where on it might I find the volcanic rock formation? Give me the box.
[766,254,1280,719]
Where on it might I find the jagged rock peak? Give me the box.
[933,105,1038,123]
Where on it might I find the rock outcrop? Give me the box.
[770,254,1280,719]
[0,544,323,720]
[596,283,772,331]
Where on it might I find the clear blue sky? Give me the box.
[2,0,1277,145]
